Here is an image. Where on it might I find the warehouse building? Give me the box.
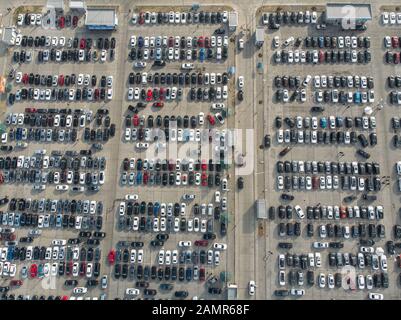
[85,7,118,30]
[325,3,372,28]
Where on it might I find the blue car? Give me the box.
[153,202,160,216]
[354,92,361,104]
[318,36,324,48]
[136,171,142,184]
[7,246,14,261]
[320,117,327,129]
[199,48,205,62]
[138,36,144,48]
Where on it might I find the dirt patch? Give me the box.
[380,6,400,12]
[134,5,233,14]
[13,5,42,22]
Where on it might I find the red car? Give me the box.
[312,176,319,190]
[132,114,139,126]
[139,12,145,25]
[392,36,399,48]
[94,88,100,100]
[59,16,65,28]
[198,36,204,47]
[72,16,78,28]
[22,73,29,84]
[143,171,149,184]
[205,37,210,48]
[340,206,347,219]
[146,89,153,101]
[153,102,164,108]
[108,250,116,264]
[201,173,208,186]
[194,240,208,246]
[62,295,69,301]
[159,87,165,100]
[25,107,37,113]
[168,36,174,47]
[394,52,400,64]
[58,75,64,86]
[318,50,325,63]
[207,114,215,125]
[80,38,86,49]
[30,264,38,278]
[9,280,23,287]
[168,160,175,171]
[199,268,206,281]
[201,159,207,171]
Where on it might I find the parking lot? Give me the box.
[1,0,401,301]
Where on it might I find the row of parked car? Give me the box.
[129,46,227,62]
[116,214,226,236]
[0,211,103,231]
[0,155,106,171]
[14,35,115,51]
[130,35,228,49]
[121,171,228,188]
[274,75,374,89]
[6,112,110,130]
[276,115,377,131]
[381,12,401,25]
[276,160,381,176]
[385,51,401,64]
[17,12,79,29]
[122,158,226,173]
[273,204,384,221]
[3,128,79,144]
[274,49,371,64]
[276,130,377,147]
[262,10,319,26]
[6,198,103,215]
[274,35,371,49]
[128,71,229,86]
[8,87,113,105]
[14,72,113,88]
[279,270,387,291]
[132,11,228,25]
[34,48,114,64]
[389,91,401,105]
[276,89,375,104]
[276,175,382,192]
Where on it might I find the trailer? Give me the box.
[227,283,238,300]
[255,27,265,47]
[256,199,267,219]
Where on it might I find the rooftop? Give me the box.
[85,8,116,26]
[326,3,372,20]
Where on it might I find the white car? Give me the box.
[73,287,88,294]
[181,63,194,70]
[126,288,140,296]
[369,293,384,300]
[390,12,396,24]
[313,242,329,249]
[382,12,389,24]
[178,241,191,247]
[279,271,286,286]
[318,273,326,288]
[294,205,305,219]
[238,76,244,89]
[215,191,221,203]
[213,243,227,250]
[248,281,256,295]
